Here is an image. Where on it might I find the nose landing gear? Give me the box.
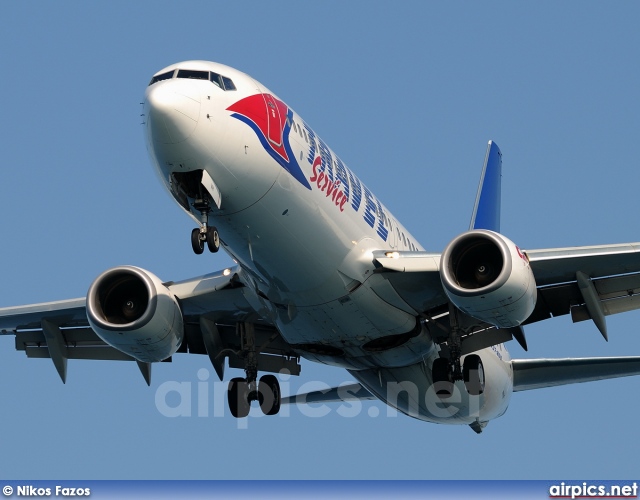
[191,226,220,254]
[187,171,221,255]
[190,197,220,255]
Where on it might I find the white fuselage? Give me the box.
[144,61,512,425]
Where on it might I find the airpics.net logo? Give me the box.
[153,368,485,428]
[549,482,638,499]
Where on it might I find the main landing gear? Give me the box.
[431,304,485,398]
[227,374,281,418]
[432,354,485,398]
[226,322,281,418]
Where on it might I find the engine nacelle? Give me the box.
[440,230,536,328]
[86,266,184,363]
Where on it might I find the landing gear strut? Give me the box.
[431,304,485,397]
[226,323,281,418]
[190,183,220,255]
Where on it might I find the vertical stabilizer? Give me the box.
[469,141,502,232]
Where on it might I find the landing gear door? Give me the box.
[263,93,283,148]
[201,169,222,209]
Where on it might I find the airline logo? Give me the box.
[228,93,389,242]
[227,94,311,189]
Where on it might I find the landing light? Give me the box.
[223,268,231,276]
[385,252,400,259]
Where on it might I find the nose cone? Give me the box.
[146,80,201,144]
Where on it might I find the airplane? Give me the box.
[1,60,640,433]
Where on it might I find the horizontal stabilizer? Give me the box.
[512,356,640,392]
[470,140,502,232]
[281,382,375,405]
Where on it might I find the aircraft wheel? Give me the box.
[463,354,485,395]
[432,357,453,399]
[191,228,204,255]
[258,374,281,416]
[206,226,220,253]
[228,377,250,418]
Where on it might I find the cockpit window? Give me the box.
[177,69,209,80]
[222,76,236,91]
[149,68,237,91]
[209,72,223,89]
[148,70,174,86]
[210,72,236,91]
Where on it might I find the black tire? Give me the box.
[191,228,204,255]
[228,377,250,418]
[463,354,485,396]
[258,374,281,416]
[432,357,453,399]
[206,226,220,253]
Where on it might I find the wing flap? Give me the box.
[512,357,640,392]
[25,345,136,362]
[572,293,640,321]
[15,327,137,361]
[595,273,640,298]
[525,272,640,327]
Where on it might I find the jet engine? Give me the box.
[440,230,536,328]
[86,266,184,363]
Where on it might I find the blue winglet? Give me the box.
[469,140,502,232]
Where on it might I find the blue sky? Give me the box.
[0,1,639,480]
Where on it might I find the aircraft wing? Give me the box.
[512,356,640,391]
[0,267,300,384]
[372,241,640,343]
[280,356,640,402]
[281,382,375,405]
[524,244,640,338]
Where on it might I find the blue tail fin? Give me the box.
[469,140,502,232]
